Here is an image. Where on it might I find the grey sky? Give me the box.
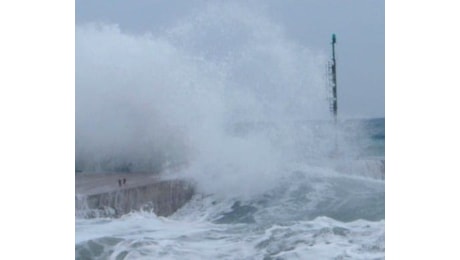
[76,0,384,118]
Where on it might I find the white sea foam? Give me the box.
[76,211,384,259]
[76,167,384,259]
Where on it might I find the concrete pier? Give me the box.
[76,173,194,218]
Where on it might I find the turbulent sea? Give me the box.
[75,119,385,260]
[76,3,384,258]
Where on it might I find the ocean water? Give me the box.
[75,119,384,260]
[76,2,384,258]
[76,170,384,259]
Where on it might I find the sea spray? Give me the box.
[77,1,365,197]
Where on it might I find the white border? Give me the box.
[0,1,74,258]
[387,0,460,258]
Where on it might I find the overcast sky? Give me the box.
[76,0,384,118]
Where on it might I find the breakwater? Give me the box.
[76,173,194,218]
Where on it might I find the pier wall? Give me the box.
[76,178,194,218]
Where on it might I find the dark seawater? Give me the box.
[342,117,385,158]
[361,117,385,157]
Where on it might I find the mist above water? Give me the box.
[76,2,353,197]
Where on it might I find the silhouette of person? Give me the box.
[123,178,126,185]
[118,179,122,187]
